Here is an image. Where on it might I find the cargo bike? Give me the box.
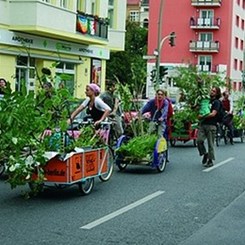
[30,121,114,195]
[169,121,198,147]
[115,120,168,173]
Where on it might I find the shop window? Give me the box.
[56,62,75,95]
[91,59,101,86]
[15,56,36,93]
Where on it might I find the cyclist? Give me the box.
[100,79,124,139]
[221,91,234,144]
[68,83,111,127]
[141,89,169,138]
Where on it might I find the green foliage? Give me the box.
[116,134,158,160]
[0,72,80,192]
[106,21,148,96]
[172,66,226,129]
[175,65,225,108]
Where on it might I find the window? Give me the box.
[59,0,68,8]
[143,18,149,28]
[108,1,114,28]
[241,40,244,50]
[130,11,139,22]
[91,59,101,86]
[237,0,240,5]
[15,56,36,93]
[236,16,239,27]
[56,62,75,95]
[77,0,85,12]
[235,37,239,48]
[241,19,244,30]
[240,60,243,71]
[198,56,212,72]
[234,59,238,70]
[199,32,212,41]
[200,10,214,26]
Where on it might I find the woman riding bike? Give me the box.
[67,83,111,127]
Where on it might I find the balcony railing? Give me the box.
[189,40,219,52]
[191,0,222,7]
[190,17,221,29]
[76,12,109,40]
[196,64,219,73]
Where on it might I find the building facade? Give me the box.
[0,0,126,98]
[127,0,149,28]
[147,0,245,99]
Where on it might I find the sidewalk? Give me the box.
[181,191,245,245]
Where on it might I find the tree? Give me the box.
[106,21,148,97]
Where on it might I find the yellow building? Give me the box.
[0,0,126,98]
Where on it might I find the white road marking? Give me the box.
[80,190,165,230]
[203,157,235,172]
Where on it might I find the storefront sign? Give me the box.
[0,29,109,59]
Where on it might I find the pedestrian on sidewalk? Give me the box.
[197,86,221,167]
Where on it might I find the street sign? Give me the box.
[143,55,156,60]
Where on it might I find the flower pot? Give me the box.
[199,99,210,116]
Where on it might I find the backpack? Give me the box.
[216,100,227,123]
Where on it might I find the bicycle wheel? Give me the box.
[78,178,94,195]
[115,135,129,171]
[99,147,114,182]
[156,151,167,172]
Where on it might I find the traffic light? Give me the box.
[169,32,176,47]
[159,66,168,80]
[150,69,156,82]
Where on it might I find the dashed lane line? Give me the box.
[203,157,235,172]
[80,190,165,230]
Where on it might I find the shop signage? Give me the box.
[0,29,109,59]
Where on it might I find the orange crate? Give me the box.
[99,148,108,174]
[43,157,69,182]
[83,150,99,177]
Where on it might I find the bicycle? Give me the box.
[29,119,114,195]
[215,114,233,146]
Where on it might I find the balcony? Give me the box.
[76,12,108,40]
[191,0,222,7]
[189,40,219,52]
[190,17,220,29]
[196,64,219,73]
[8,0,108,45]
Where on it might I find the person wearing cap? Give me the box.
[68,83,111,127]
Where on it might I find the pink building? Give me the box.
[147,0,245,97]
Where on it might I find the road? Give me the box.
[1,138,245,245]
